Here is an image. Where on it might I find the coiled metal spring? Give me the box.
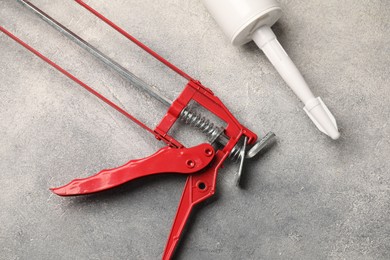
[179,107,222,142]
[180,107,245,162]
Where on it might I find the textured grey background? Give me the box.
[1,0,389,259]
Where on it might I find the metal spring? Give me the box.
[179,108,222,142]
[180,107,245,162]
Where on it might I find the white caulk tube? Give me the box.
[202,0,340,139]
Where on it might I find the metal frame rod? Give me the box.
[0,26,157,136]
[76,0,194,82]
[17,0,172,106]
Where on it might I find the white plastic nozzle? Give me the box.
[252,26,340,139]
[202,0,340,139]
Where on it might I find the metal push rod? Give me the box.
[17,0,172,106]
[0,25,157,137]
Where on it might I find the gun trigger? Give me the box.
[51,143,215,196]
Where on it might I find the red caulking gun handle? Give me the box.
[162,151,227,260]
[51,143,215,196]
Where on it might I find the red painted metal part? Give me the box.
[3,2,260,259]
[51,143,215,196]
[156,80,257,150]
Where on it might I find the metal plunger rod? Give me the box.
[17,0,172,106]
[0,26,157,137]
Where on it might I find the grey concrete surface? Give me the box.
[1,0,389,259]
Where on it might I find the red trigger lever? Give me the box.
[3,0,276,259]
[50,143,215,196]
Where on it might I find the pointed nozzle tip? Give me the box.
[329,129,341,140]
[304,97,340,140]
